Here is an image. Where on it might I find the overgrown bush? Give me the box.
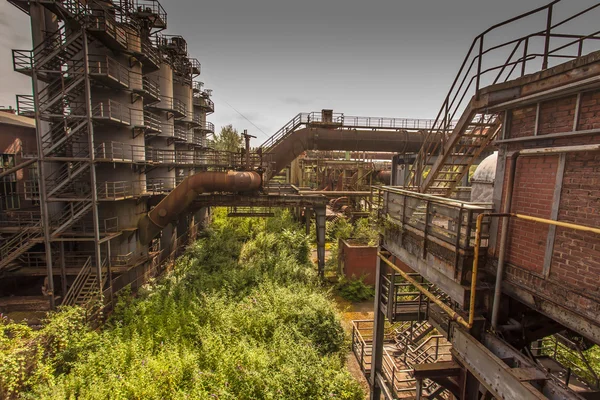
[335,276,375,302]
[0,208,363,399]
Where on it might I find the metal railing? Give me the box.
[143,110,162,133]
[260,112,438,152]
[15,95,36,116]
[0,210,41,228]
[146,177,177,192]
[92,100,131,125]
[381,186,492,259]
[173,98,186,116]
[111,251,134,267]
[174,125,189,141]
[86,8,129,50]
[88,55,130,88]
[192,80,204,92]
[533,334,600,390]
[62,256,93,306]
[146,148,176,164]
[408,1,600,190]
[0,220,43,269]
[141,40,160,68]
[196,121,215,133]
[50,201,93,236]
[95,141,145,162]
[193,95,214,112]
[132,0,167,28]
[96,181,149,199]
[188,57,201,75]
[175,150,195,165]
[351,320,450,398]
[191,133,204,146]
[142,76,160,100]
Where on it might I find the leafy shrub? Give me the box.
[335,276,375,302]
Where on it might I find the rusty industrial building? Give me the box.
[2,0,600,399]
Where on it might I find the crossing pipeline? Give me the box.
[139,170,262,244]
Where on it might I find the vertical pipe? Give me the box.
[30,3,55,309]
[491,152,518,330]
[82,29,104,291]
[315,206,326,278]
[305,207,311,236]
[415,379,423,400]
[476,36,484,96]
[542,5,553,70]
[107,240,113,308]
[370,251,385,400]
[60,242,67,296]
[521,37,529,77]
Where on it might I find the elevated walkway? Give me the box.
[260,112,442,181]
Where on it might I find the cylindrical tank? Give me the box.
[156,63,174,109]
[173,81,193,123]
[124,25,141,54]
[470,152,498,203]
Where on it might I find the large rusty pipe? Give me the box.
[139,170,261,244]
[374,170,392,184]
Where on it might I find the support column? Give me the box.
[314,206,326,278]
[30,3,55,309]
[370,251,386,400]
[59,242,67,297]
[106,241,113,307]
[415,378,423,400]
[82,29,103,293]
[305,207,312,236]
[462,371,481,400]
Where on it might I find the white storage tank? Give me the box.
[470,152,498,203]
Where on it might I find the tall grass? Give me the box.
[0,209,364,399]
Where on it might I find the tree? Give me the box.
[214,124,242,152]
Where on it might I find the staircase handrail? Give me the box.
[62,256,93,306]
[0,221,43,262]
[407,0,600,189]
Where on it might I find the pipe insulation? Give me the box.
[139,170,262,244]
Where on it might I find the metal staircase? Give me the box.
[62,256,106,307]
[37,75,86,115]
[51,200,93,237]
[402,1,600,196]
[12,27,85,78]
[407,106,500,196]
[42,119,89,156]
[0,221,44,270]
[395,321,435,349]
[45,161,91,199]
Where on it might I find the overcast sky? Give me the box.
[1,0,598,143]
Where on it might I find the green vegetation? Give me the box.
[214,124,243,152]
[0,209,364,399]
[334,277,375,302]
[324,216,380,276]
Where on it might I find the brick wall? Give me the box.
[550,152,600,294]
[505,156,558,274]
[498,87,600,298]
[508,105,536,138]
[538,95,577,135]
[339,240,378,285]
[578,90,600,131]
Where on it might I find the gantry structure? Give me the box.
[1,0,218,316]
